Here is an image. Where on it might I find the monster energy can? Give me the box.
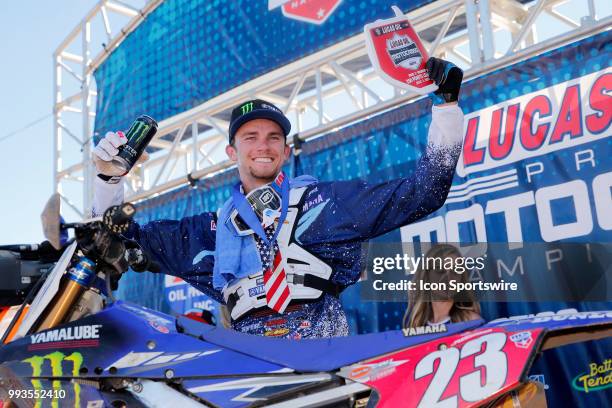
[112,115,158,174]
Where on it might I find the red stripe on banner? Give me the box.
[273,287,290,311]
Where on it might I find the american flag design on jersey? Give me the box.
[274,172,285,188]
[256,224,292,313]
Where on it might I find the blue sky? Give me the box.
[0,1,99,245]
[0,1,608,245]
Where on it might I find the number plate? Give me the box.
[362,327,543,408]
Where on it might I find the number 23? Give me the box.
[414,332,508,408]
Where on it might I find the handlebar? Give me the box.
[69,203,160,275]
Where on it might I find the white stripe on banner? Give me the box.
[450,169,518,192]
[447,175,519,198]
[445,181,520,204]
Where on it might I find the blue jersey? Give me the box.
[126,143,459,299]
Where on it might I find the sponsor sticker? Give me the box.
[509,331,533,348]
[149,320,170,334]
[402,323,447,337]
[340,359,408,383]
[572,358,612,393]
[29,325,102,350]
[302,194,325,212]
[122,303,173,326]
[528,374,550,390]
[265,318,288,327]
[264,328,290,337]
[490,309,612,326]
[249,285,265,297]
[450,328,494,347]
[23,351,84,370]
[386,33,421,70]
[350,365,372,379]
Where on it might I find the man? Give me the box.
[93,57,464,338]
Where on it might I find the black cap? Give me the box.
[228,99,291,144]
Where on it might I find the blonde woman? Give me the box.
[403,244,481,329]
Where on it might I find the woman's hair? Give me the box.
[403,244,481,329]
[218,305,232,329]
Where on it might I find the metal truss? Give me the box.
[53,0,162,217]
[55,0,611,214]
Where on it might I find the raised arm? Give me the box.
[91,131,130,217]
[331,104,463,240]
[298,58,464,243]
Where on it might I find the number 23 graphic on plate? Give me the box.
[363,329,542,407]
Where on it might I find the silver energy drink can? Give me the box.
[112,115,158,174]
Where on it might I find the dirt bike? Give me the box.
[0,195,610,407]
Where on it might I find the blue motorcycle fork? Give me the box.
[36,257,96,332]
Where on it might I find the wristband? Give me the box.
[97,174,122,184]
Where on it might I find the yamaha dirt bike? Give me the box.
[0,196,610,407]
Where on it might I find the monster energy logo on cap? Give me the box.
[241,101,255,115]
[229,99,291,143]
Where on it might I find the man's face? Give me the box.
[226,119,290,189]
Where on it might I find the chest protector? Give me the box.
[222,187,335,321]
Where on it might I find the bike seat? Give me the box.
[177,317,484,372]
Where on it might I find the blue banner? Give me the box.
[92,0,433,141]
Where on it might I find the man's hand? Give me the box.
[93,131,148,179]
[93,131,128,177]
[426,57,463,105]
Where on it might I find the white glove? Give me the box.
[93,131,149,179]
[93,131,129,177]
